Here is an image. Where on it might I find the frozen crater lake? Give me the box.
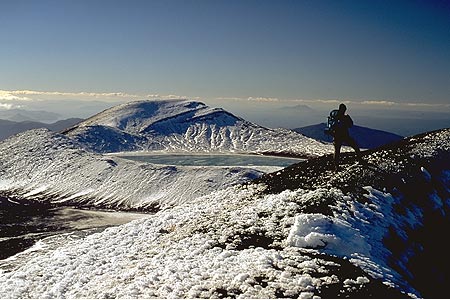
[115,153,304,169]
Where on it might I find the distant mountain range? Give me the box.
[0,109,61,123]
[0,118,84,141]
[0,102,404,154]
[294,123,404,149]
[63,100,334,158]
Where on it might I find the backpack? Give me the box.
[324,109,339,136]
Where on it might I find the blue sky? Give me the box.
[0,0,449,133]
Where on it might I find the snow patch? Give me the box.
[0,179,14,190]
[287,213,370,257]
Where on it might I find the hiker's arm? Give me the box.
[346,115,354,127]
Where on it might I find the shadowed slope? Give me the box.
[254,128,450,298]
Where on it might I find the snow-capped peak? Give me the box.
[68,100,213,134]
[63,99,334,156]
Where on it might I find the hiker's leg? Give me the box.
[347,137,360,154]
[334,139,342,169]
[347,136,362,161]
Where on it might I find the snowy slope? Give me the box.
[255,127,450,298]
[0,185,405,299]
[1,127,448,298]
[0,129,265,210]
[63,100,334,157]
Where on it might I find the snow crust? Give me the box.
[0,182,422,298]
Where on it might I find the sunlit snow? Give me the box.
[64,100,335,157]
[0,99,448,298]
[0,129,269,210]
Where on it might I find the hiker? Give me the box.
[328,103,361,170]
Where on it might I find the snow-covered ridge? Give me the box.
[66,100,210,134]
[255,127,450,298]
[0,127,448,298]
[0,128,264,210]
[63,99,334,157]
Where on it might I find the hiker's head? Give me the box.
[338,103,347,114]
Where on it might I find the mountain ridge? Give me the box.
[63,99,334,157]
[0,109,61,123]
[0,118,84,141]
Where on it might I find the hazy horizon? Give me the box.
[0,93,448,137]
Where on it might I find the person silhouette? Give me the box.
[332,103,361,170]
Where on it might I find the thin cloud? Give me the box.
[272,97,448,110]
[215,96,280,102]
[361,100,397,106]
[247,97,280,102]
[3,90,141,100]
[0,91,31,101]
[359,99,450,110]
[2,90,448,111]
[405,102,450,108]
[0,89,199,102]
[291,99,341,105]
[215,96,450,111]
[146,94,201,101]
[215,97,246,101]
